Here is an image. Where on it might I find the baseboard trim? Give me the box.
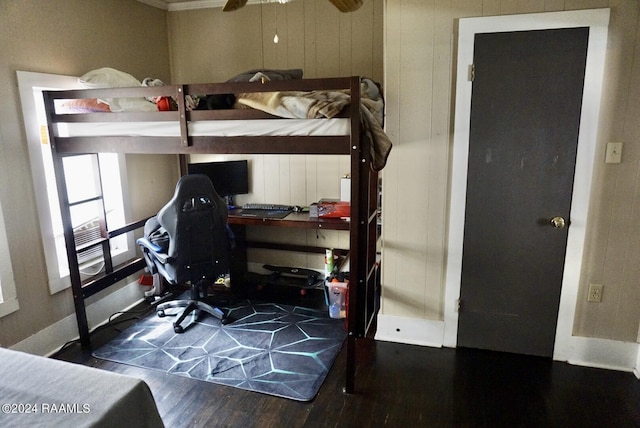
[375,314,640,377]
[559,336,639,374]
[375,314,444,348]
[10,280,144,357]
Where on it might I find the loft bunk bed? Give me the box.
[43,75,390,393]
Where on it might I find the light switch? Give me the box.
[605,142,623,164]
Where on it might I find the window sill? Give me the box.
[0,297,20,318]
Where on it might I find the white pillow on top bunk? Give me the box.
[78,67,157,112]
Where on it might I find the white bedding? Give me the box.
[57,118,350,138]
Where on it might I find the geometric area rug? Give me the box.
[93,299,346,401]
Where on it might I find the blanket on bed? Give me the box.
[236,78,392,171]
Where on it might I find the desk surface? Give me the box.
[228,210,350,231]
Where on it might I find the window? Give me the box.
[17,71,134,294]
[0,197,19,318]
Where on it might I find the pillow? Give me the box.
[78,67,157,112]
[79,67,142,88]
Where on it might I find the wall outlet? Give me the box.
[587,283,603,302]
[605,142,623,163]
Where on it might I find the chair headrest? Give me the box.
[173,174,217,199]
[158,174,226,230]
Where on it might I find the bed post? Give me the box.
[346,76,362,394]
[43,91,92,347]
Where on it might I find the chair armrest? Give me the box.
[136,237,171,265]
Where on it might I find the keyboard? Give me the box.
[242,203,294,211]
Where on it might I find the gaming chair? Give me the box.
[137,174,232,333]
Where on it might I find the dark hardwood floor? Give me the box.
[54,297,640,428]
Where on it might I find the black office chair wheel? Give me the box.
[221,317,232,325]
[173,324,184,334]
[157,309,166,317]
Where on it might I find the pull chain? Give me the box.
[273,3,279,43]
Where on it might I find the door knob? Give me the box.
[550,216,566,229]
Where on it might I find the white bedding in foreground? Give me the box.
[0,347,164,427]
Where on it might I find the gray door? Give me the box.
[457,28,589,357]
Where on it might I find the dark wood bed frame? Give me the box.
[43,76,380,393]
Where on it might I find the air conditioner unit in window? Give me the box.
[74,220,103,265]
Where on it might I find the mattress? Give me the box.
[56,118,351,138]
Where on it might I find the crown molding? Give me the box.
[136,0,170,10]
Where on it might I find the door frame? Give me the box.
[444,9,610,362]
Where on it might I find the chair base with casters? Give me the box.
[156,280,232,333]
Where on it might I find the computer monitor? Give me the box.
[187,160,249,200]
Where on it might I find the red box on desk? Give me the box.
[315,200,351,218]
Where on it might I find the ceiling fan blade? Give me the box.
[328,0,363,12]
[223,0,248,12]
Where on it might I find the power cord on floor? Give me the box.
[50,305,156,359]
